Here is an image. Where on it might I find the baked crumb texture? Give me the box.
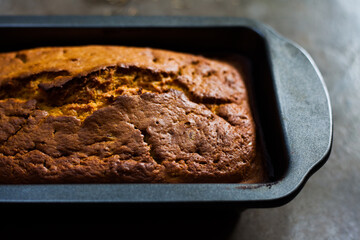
[0,46,264,183]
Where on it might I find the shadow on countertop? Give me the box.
[1,204,243,240]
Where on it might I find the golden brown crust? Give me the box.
[0,45,264,183]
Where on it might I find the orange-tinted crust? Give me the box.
[0,46,265,183]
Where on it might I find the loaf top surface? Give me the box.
[0,45,265,183]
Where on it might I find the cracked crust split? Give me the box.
[0,45,266,183]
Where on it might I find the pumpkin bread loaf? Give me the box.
[0,46,265,183]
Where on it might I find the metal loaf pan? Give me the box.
[0,16,332,209]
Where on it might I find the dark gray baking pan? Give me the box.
[0,16,332,210]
